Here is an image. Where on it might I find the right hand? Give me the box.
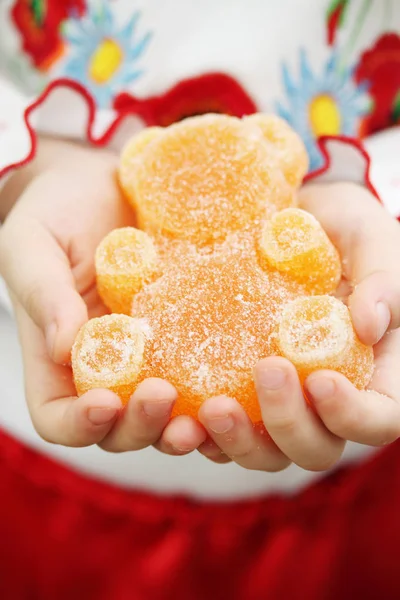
[0,138,206,453]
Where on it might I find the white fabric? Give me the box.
[0,0,399,499]
[0,76,35,186]
[365,127,400,218]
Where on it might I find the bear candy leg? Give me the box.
[277,296,374,389]
[72,314,148,404]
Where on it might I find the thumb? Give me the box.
[349,271,400,346]
[299,182,400,346]
[0,214,87,363]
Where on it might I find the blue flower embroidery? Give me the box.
[60,1,151,108]
[276,50,368,171]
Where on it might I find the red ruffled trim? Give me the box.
[0,78,379,207]
[304,135,380,199]
[0,73,257,180]
[0,78,130,180]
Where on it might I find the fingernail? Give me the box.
[307,377,336,401]
[208,415,234,434]
[45,322,58,358]
[257,368,286,390]
[376,302,391,342]
[88,407,118,425]
[143,401,172,418]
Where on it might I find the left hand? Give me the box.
[188,183,400,471]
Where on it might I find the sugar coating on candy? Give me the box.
[71,113,374,423]
[96,227,159,314]
[259,208,342,294]
[119,127,162,202]
[278,296,374,388]
[244,114,309,187]
[132,232,305,423]
[72,314,149,404]
[130,115,295,243]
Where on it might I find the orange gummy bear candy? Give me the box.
[72,114,374,423]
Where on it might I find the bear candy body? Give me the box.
[72,114,374,422]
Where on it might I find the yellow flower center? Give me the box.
[309,94,341,137]
[89,39,124,84]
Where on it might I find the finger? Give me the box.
[198,396,291,472]
[99,378,177,453]
[372,328,400,395]
[0,214,87,363]
[254,358,345,471]
[15,304,121,446]
[198,437,232,464]
[37,390,123,447]
[299,183,400,344]
[154,416,207,455]
[306,330,400,446]
[349,271,400,345]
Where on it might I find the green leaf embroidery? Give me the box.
[30,0,46,27]
[327,0,350,25]
[392,92,400,123]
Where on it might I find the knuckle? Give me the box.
[22,282,44,321]
[263,456,291,473]
[198,443,230,463]
[377,425,400,446]
[230,445,254,462]
[98,440,125,453]
[301,454,340,473]
[207,453,231,465]
[335,407,362,437]
[133,427,160,446]
[99,436,147,453]
[99,426,158,453]
[318,397,349,431]
[267,415,297,436]
[30,415,56,446]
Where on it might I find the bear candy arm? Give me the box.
[95,227,160,314]
[258,208,342,294]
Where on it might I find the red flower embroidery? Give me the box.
[113,73,257,127]
[11,0,86,71]
[355,33,400,135]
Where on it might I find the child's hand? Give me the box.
[194,183,400,471]
[0,140,206,453]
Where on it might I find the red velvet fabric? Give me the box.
[0,429,399,600]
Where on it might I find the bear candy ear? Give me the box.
[244,114,309,188]
[118,127,163,204]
